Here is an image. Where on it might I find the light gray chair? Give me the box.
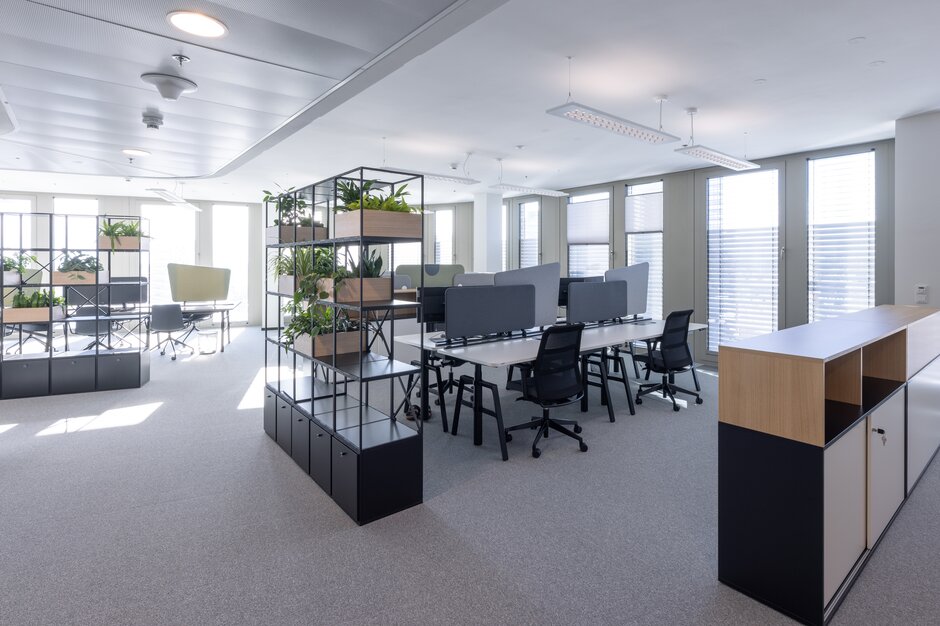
[151,304,193,360]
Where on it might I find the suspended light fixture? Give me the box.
[146,187,202,212]
[674,108,759,171]
[377,138,480,185]
[489,158,566,197]
[140,55,198,101]
[546,57,679,144]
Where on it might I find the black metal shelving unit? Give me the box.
[0,211,150,398]
[263,166,426,525]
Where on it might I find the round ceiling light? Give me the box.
[122,148,151,157]
[167,11,227,38]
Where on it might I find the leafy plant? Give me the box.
[99,220,146,249]
[58,252,103,274]
[2,253,36,274]
[347,248,384,278]
[281,302,357,351]
[335,181,416,214]
[11,289,64,308]
[263,184,317,226]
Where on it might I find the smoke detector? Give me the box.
[142,111,164,130]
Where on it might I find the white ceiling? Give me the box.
[3,0,940,205]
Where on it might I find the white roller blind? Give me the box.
[808,151,875,322]
[626,182,663,319]
[519,200,539,268]
[707,170,779,352]
[567,194,609,244]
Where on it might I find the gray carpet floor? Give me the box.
[1,327,938,625]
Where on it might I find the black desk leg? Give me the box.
[473,364,483,446]
[580,355,589,413]
[421,349,430,433]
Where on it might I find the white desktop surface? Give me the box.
[396,321,707,368]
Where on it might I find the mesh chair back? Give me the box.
[659,309,694,370]
[151,304,186,332]
[533,323,584,403]
[71,306,110,336]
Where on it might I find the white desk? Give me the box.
[396,320,707,446]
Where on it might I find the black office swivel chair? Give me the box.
[634,309,703,411]
[68,306,112,351]
[151,304,193,360]
[505,323,589,458]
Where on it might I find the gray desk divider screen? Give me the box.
[605,262,649,317]
[567,281,629,324]
[493,262,560,327]
[453,272,495,286]
[444,284,535,339]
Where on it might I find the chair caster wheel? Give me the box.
[404,407,419,421]
[171,356,177,361]
[573,424,582,434]
[673,405,680,412]
[532,447,541,458]
[160,350,165,356]
[579,442,588,452]
[434,399,441,406]
[530,424,537,430]
[635,397,642,405]
[505,433,512,442]
[695,397,704,405]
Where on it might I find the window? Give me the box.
[392,242,421,269]
[519,199,540,268]
[433,208,453,264]
[53,197,98,250]
[567,191,609,277]
[141,204,196,306]
[501,202,508,271]
[625,181,664,319]
[808,151,876,322]
[1,197,32,251]
[707,170,779,351]
[212,204,249,322]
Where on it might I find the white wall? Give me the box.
[895,111,940,306]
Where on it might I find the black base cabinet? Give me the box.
[51,356,96,395]
[98,352,147,390]
[263,384,423,525]
[2,359,49,399]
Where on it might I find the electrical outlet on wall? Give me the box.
[915,284,929,305]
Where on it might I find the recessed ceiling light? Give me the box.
[848,36,867,45]
[167,11,227,38]
[869,60,886,67]
[122,148,151,157]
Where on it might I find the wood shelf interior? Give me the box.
[862,330,907,383]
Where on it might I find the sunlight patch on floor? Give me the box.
[36,402,162,436]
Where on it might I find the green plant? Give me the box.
[263,185,315,226]
[281,302,356,351]
[11,289,64,308]
[58,252,103,275]
[347,248,384,278]
[99,220,146,249]
[335,181,416,214]
[2,253,36,274]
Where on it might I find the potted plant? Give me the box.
[263,186,327,244]
[53,252,107,285]
[3,289,66,323]
[2,253,36,286]
[333,179,422,239]
[269,247,335,297]
[282,301,362,360]
[99,220,149,251]
[321,248,391,303]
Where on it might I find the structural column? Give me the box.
[472,191,502,272]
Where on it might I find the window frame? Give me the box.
[624,179,664,319]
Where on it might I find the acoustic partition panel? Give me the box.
[395,264,465,288]
[494,262,561,327]
[445,284,535,339]
[605,262,649,317]
[453,273,495,286]
[167,263,231,302]
[559,276,604,306]
[567,280,629,324]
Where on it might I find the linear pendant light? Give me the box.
[490,183,567,198]
[546,101,680,144]
[408,170,480,185]
[674,108,758,171]
[146,188,202,211]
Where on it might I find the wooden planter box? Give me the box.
[3,305,65,324]
[293,331,362,360]
[265,225,328,244]
[52,271,108,285]
[320,277,392,303]
[98,235,149,251]
[333,210,421,239]
[2,271,20,286]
